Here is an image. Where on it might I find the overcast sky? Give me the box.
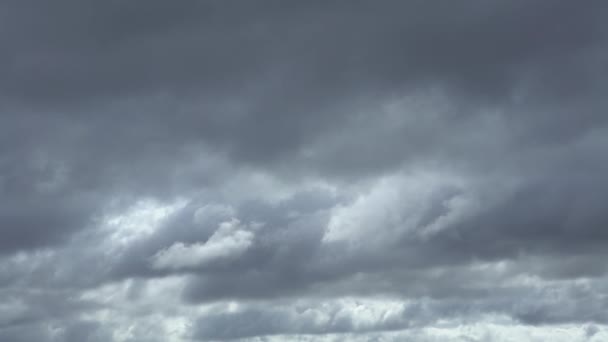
[2,1,608,341]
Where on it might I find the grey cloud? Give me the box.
[2,1,608,341]
[190,280,608,340]
[1,1,606,171]
[62,320,112,342]
[191,297,453,340]
[2,1,606,103]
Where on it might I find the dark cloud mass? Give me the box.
[2,1,608,341]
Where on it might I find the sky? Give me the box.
[1,1,608,341]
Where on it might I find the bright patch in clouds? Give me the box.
[105,198,188,246]
[151,219,254,270]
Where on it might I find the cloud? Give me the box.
[2,1,608,341]
[192,298,413,340]
[151,219,254,270]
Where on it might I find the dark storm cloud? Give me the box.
[0,135,100,254]
[1,0,606,169]
[1,0,605,103]
[2,1,608,341]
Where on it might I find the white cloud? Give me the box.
[104,198,188,246]
[151,219,254,270]
[323,171,475,246]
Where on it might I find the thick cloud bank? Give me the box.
[2,1,608,341]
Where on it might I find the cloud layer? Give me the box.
[2,1,608,341]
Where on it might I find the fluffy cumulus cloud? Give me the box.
[2,1,608,341]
